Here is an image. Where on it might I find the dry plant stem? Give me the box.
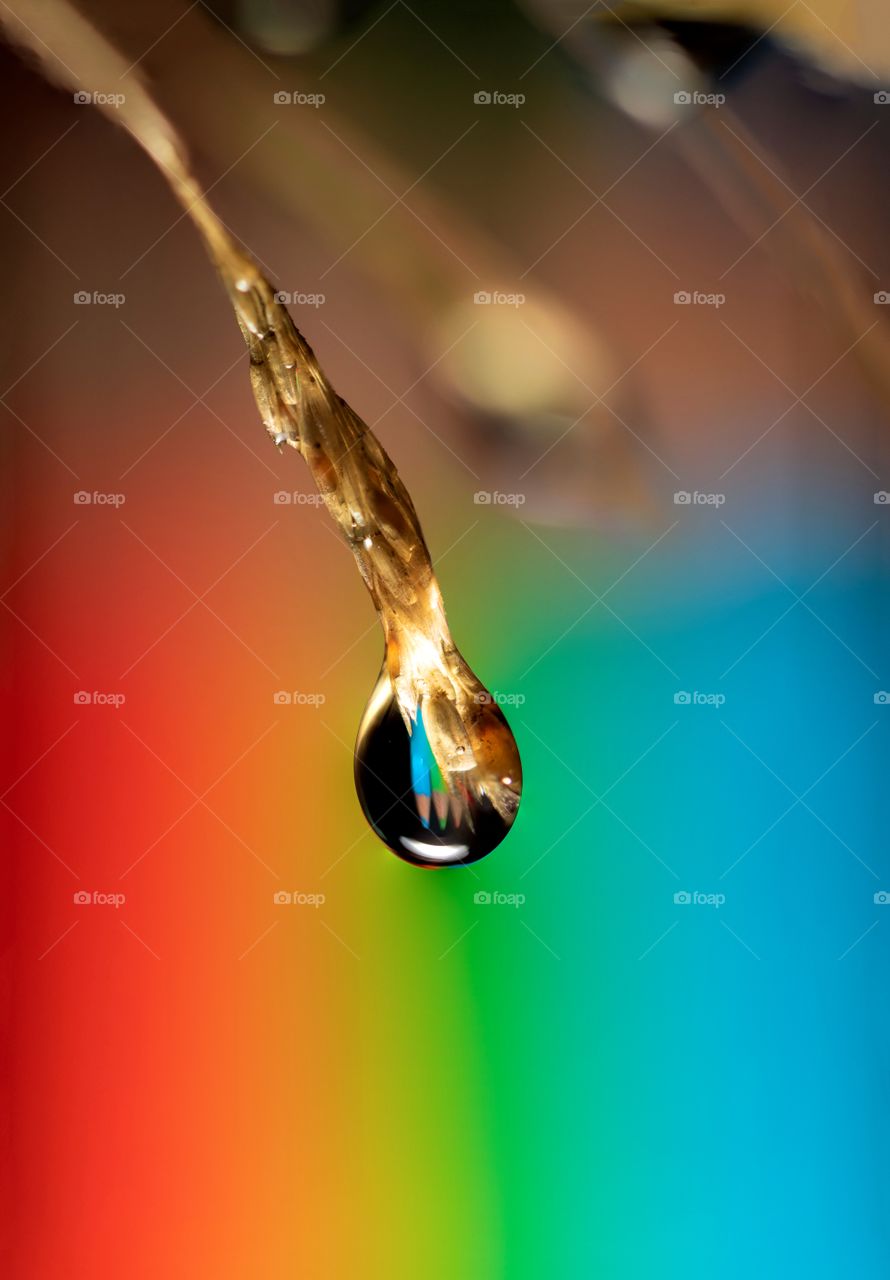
[1,0,521,822]
[203,228,518,814]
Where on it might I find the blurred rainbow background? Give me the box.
[3,3,890,1276]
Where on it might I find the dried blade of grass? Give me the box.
[0,0,521,820]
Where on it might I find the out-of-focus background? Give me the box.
[2,2,890,1276]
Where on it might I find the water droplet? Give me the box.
[354,667,522,867]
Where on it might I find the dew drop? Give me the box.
[354,668,521,867]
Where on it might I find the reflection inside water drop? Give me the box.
[354,672,519,867]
